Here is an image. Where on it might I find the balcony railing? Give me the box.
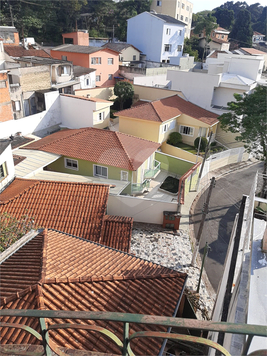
[144,160,161,179]
[131,179,150,194]
[0,310,266,356]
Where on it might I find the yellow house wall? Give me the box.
[161,141,202,163]
[93,106,111,128]
[122,47,141,62]
[133,85,185,102]
[119,116,160,142]
[158,118,179,143]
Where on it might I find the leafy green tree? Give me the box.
[229,8,253,47]
[0,212,36,252]
[213,8,234,29]
[219,86,267,197]
[183,38,199,61]
[114,81,134,110]
[193,13,217,59]
[194,137,208,151]
[253,6,267,37]
[167,132,182,147]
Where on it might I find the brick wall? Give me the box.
[19,66,51,92]
[0,72,13,122]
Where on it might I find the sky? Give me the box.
[192,1,265,13]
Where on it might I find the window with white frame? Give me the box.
[186,5,189,10]
[161,123,168,134]
[61,55,67,60]
[185,17,188,22]
[96,75,101,82]
[164,44,172,52]
[169,120,176,130]
[166,28,171,35]
[121,171,128,181]
[98,112,104,121]
[64,158,78,170]
[91,57,101,65]
[177,45,182,52]
[108,74,112,80]
[157,0,162,5]
[179,125,194,136]
[180,15,184,20]
[133,55,136,60]
[12,100,21,112]
[108,58,113,65]
[0,162,8,181]
[182,3,185,9]
[94,165,108,178]
[177,1,180,7]
[179,30,182,36]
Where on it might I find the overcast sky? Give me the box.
[192,1,264,13]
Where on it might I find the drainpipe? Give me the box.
[158,275,188,356]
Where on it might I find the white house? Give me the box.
[0,141,15,191]
[127,12,185,63]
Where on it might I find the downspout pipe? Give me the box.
[158,275,188,356]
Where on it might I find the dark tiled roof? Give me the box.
[151,13,186,26]
[0,229,187,355]
[4,45,51,58]
[211,38,229,44]
[73,65,96,76]
[0,178,109,242]
[102,42,141,53]
[51,44,119,56]
[24,128,160,171]
[117,95,219,125]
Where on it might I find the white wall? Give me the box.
[167,69,221,110]
[60,95,95,129]
[107,194,177,224]
[133,74,170,87]
[0,144,15,191]
[161,23,185,61]
[0,91,61,139]
[78,71,96,89]
[211,87,245,108]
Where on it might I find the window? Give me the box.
[12,100,21,112]
[0,162,8,181]
[185,17,188,22]
[178,30,182,36]
[180,15,184,21]
[121,171,128,181]
[179,125,194,136]
[177,1,180,7]
[222,35,225,39]
[161,123,168,134]
[64,158,78,171]
[85,78,90,86]
[166,28,171,35]
[61,55,67,60]
[108,58,113,65]
[96,75,101,82]
[186,5,189,10]
[169,120,176,130]
[133,55,136,60]
[177,45,182,51]
[94,165,108,178]
[157,0,162,5]
[108,74,112,80]
[98,112,104,121]
[212,32,215,37]
[91,57,101,65]
[58,65,70,76]
[164,44,172,52]
[182,3,185,9]
[0,80,6,88]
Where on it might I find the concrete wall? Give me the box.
[75,86,115,100]
[18,66,51,92]
[107,194,177,224]
[208,147,244,171]
[0,144,15,191]
[0,91,61,138]
[161,141,202,163]
[133,84,184,101]
[60,95,94,129]
[133,75,170,88]
[155,151,194,176]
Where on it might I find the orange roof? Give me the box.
[241,47,266,55]
[211,37,229,44]
[25,128,160,171]
[0,229,187,355]
[4,45,51,58]
[116,95,219,126]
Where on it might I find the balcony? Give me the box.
[0,309,265,356]
[144,160,161,179]
[131,179,150,194]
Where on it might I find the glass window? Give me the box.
[108,58,113,65]
[98,112,104,121]
[177,45,182,51]
[121,171,128,181]
[164,44,171,52]
[0,162,8,180]
[108,74,112,80]
[61,55,67,60]
[96,75,101,82]
[179,125,194,136]
[180,15,184,20]
[91,57,101,65]
[182,3,185,9]
[94,165,108,178]
[186,5,189,10]
[65,158,78,170]
[133,55,136,60]
[12,100,21,112]
[161,123,168,133]
[166,28,171,35]
[157,0,162,5]
[185,17,188,22]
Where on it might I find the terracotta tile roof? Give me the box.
[24,128,160,171]
[211,37,229,44]
[100,215,133,252]
[116,95,219,126]
[253,31,265,36]
[0,229,187,355]
[0,178,109,242]
[4,45,51,58]
[240,47,266,55]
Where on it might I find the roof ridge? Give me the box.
[35,128,89,150]
[40,228,48,283]
[0,284,38,306]
[150,101,164,122]
[115,132,135,170]
[0,179,40,204]
[43,272,184,285]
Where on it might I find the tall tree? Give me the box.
[253,6,267,37]
[193,13,217,59]
[219,86,267,197]
[114,81,134,110]
[230,8,253,47]
[213,7,234,29]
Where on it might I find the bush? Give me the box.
[210,141,217,147]
[194,137,208,151]
[167,132,182,147]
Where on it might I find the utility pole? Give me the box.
[191,177,216,267]
[196,132,213,191]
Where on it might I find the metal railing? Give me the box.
[131,179,150,193]
[144,160,161,179]
[0,310,266,356]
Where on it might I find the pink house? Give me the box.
[50,45,119,87]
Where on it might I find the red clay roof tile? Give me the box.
[24,128,160,171]
[1,229,187,355]
[116,95,219,126]
[4,45,51,58]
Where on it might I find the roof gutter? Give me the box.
[158,274,188,356]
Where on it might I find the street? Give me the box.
[191,161,264,291]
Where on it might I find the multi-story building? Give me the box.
[150,0,193,38]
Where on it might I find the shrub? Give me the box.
[167,132,182,147]
[194,136,208,151]
[210,141,217,147]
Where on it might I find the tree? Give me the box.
[193,13,217,59]
[0,212,36,252]
[167,132,182,147]
[183,38,199,61]
[114,81,134,110]
[213,7,234,29]
[230,8,253,47]
[219,86,267,197]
